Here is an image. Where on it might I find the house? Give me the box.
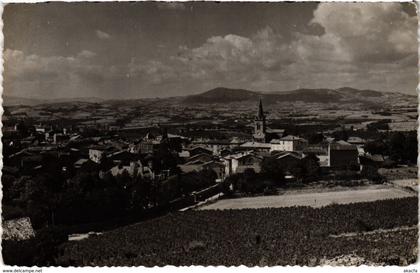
[359,154,384,168]
[229,137,245,148]
[201,161,225,181]
[53,133,70,144]
[266,128,285,139]
[76,159,101,173]
[138,139,160,154]
[186,153,215,164]
[109,160,154,179]
[224,152,263,176]
[129,132,164,154]
[88,145,119,164]
[274,151,304,171]
[178,160,225,180]
[328,141,359,169]
[347,136,366,147]
[303,146,329,167]
[74,158,89,169]
[270,135,308,152]
[239,142,271,153]
[220,148,232,157]
[187,146,213,157]
[107,150,137,164]
[178,150,190,158]
[89,148,105,164]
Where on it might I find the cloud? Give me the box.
[78,50,96,58]
[4,49,184,99]
[3,3,417,99]
[96,30,111,40]
[3,49,120,98]
[167,3,417,94]
[310,3,417,63]
[174,27,295,83]
[128,59,179,85]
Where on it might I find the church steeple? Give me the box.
[257,98,265,119]
[253,98,266,143]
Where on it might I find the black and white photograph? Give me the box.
[1,1,418,268]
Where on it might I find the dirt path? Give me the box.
[199,186,416,210]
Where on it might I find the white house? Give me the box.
[223,152,263,176]
[89,148,105,164]
[270,135,308,152]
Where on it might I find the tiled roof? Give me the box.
[329,141,358,151]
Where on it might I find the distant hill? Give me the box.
[183,87,414,107]
[184,87,260,103]
[3,96,46,106]
[3,87,414,107]
[3,96,105,106]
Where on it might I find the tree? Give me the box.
[179,169,217,194]
[389,132,406,162]
[332,127,349,141]
[16,121,28,137]
[300,154,320,183]
[307,133,324,144]
[404,131,417,164]
[361,165,383,183]
[365,140,387,155]
[261,157,285,185]
[241,168,258,194]
[21,177,50,228]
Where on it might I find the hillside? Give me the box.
[184,87,260,103]
[183,87,415,107]
[3,87,415,108]
[2,96,47,106]
[3,96,105,106]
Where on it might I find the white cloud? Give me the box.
[310,3,417,62]
[128,59,178,84]
[96,30,111,40]
[175,27,295,83]
[167,3,417,93]
[3,49,119,98]
[78,50,96,58]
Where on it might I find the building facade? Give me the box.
[270,135,308,152]
[328,141,359,169]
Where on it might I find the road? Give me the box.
[199,186,416,210]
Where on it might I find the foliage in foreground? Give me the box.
[52,197,418,267]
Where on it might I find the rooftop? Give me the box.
[329,141,358,151]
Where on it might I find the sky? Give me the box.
[3,2,418,99]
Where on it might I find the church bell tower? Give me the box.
[253,98,266,142]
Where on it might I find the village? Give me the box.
[3,96,417,220]
[3,95,417,266]
[2,1,418,268]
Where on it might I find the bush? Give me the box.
[361,165,384,183]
